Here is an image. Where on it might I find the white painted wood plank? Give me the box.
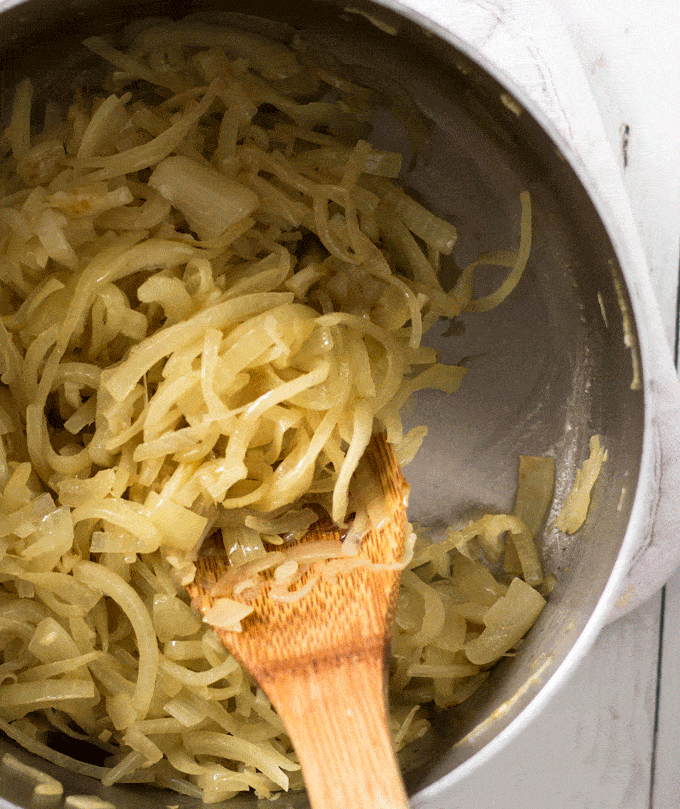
[449,593,661,808]
[651,570,680,808]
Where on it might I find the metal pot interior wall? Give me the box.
[0,1,645,806]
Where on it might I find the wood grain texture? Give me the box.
[189,433,410,809]
[265,653,409,809]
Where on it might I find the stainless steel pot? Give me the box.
[0,1,678,807]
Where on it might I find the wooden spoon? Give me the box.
[187,432,410,809]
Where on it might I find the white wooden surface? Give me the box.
[447,1,680,807]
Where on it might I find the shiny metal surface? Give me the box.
[0,1,646,807]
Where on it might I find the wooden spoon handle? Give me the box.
[262,652,409,809]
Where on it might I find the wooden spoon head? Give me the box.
[187,432,409,685]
